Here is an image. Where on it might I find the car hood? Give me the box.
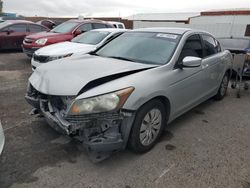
[35,41,96,56]
[29,55,157,96]
[26,31,70,40]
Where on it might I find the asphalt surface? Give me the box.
[0,52,250,188]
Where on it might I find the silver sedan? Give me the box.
[26,28,232,161]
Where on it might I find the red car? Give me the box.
[0,20,49,50]
[22,19,113,57]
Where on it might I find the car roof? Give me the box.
[3,20,33,24]
[132,27,212,35]
[90,28,127,33]
[132,27,193,35]
[67,19,110,24]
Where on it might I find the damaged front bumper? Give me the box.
[25,86,135,161]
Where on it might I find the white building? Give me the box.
[128,9,250,38]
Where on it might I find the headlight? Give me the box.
[68,87,134,115]
[48,53,73,62]
[35,38,48,45]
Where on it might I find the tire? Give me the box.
[128,100,167,153]
[214,72,229,100]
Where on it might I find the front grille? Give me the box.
[33,54,50,63]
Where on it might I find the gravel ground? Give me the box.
[0,52,250,188]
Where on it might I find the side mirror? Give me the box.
[74,30,82,36]
[181,56,202,68]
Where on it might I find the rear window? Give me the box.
[72,31,110,45]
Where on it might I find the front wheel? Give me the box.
[128,100,167,153]
[214,72,229,100]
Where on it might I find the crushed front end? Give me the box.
[25,83,135,162]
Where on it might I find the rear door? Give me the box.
[5,24,28,49]
[200,34,224,96]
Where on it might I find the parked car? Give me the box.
[109,21,125,29]
[0,20,49,50]
[0,121,5,155]
[22,19,114,57]
[25,28,232,162]
[31,28,126,70]
[36,19,56,30]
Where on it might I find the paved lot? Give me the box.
[0,52,250,188]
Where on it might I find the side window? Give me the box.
[78,24,92,32]
[8,24,27,32]
[202,35,218,57]
[214,39,222,53]
[178,34,203,63]
[29,24,46,32]
[106,24,113,28]
[118,24,124,29]
[93,23,107,29]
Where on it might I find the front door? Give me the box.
[169,34,206,118]
[5,24,27,49]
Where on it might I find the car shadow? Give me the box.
[0,49,23,53]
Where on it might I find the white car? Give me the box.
[108,21,126,29]
[0,121,5,155]
[31,28,126,70]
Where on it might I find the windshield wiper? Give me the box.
[107,56,135,62]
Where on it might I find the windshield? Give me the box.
[51,22,79,33]
[72,31,110,45]
[95,32,181,65]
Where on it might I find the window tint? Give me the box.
[78,23,92,32]
[178,34,203,63]
[8,24,27,32]
[202,35,218,57]
[29,24,46,32]
[106,24,113,28]
[118,24,124,29]
[93,23,107,29]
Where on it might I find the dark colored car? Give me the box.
[0,20,49,50]
[22,19,113,57]
[36,19,57,30]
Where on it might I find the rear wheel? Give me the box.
[128,100,167,153]
[214,72,229,100]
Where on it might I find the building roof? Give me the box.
[126,12,200,21]
[201,9,250,16]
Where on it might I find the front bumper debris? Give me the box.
[25,84,135,162]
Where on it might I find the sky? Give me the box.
[2,0,250,17]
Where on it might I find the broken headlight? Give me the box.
[68,87,134,115]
